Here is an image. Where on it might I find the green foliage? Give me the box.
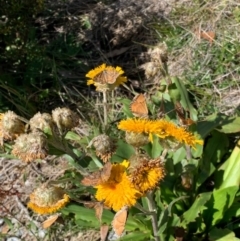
[0,1,88,116]
[51,72,240,240]
[1,1,240,240]
[208,228,240,241]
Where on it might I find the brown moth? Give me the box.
[81,162,112,186]
[130,94,148,118]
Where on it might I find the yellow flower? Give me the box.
[129,157,165,193]
[95,161,140,211]
[27,185,70,215]
[118,118,151,134]
[86,64,127,91]
[118,118,203,148]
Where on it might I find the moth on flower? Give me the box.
[86,64,127,92]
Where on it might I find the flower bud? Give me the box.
[12,132,48,162]
[29,112,53,132]
[125,131,149,147]
[52,107,79,133]
[88,134,116,162]
[0,111,25,142]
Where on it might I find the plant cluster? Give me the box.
[1,43,240,241]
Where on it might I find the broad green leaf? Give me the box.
[3,218,13,230]
[172,77,198,121]
[48,144,66,156]
[204,131,228,164]
[197,113,234,138]
[221,202,240,224]
[159,196,188,232]
[197,131,228,188]
[120,231,151,241]
[208,228,240,241]
[151,135,163,158]
[65,131,82,142]
[203,186,238,227]
[218,140,240,189]
[112,140,135,161]
[154,189,165,211]
[62,204,113,225]
[74,219,96,228]
[216,117,240,134]
[212,186,238,226]
[62,204,147,233]
[160,175,179,206]
[124,214,148,232]
[63,153,90,169]
[159,214,181,241]
[191,140,203,158]
[197,162,216,188]
[181,192,212,227]
[119,97,133,118]
[168,83,181,102]
[172,146,186,165]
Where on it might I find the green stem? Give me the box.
[102,91,108,128]
[146,191,161,241]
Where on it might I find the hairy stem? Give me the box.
[102,91,108,127]
[146,191,161,241]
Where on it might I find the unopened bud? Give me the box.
[12,132,48,162]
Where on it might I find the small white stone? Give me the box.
[38,229,47,238]
[6,237,21,241]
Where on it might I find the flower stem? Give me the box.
[102,91,108,127]
[146,191,161,241]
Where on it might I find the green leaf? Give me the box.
[203,186,238,227]
[212,186,238,226]
[65,131,82,142]
[197,130,228,187]
[172,146,186,165]
[221,202,240,223]
[209,228,240,241]
[218,140,240,189]
[151,135,163,158]
[159,196,188,232]
[120,231,151,241]
[205,131,228,164]
[159,213,181,241]
[197,113,235,138]
[172,77,198,121]
[125,214,149,232]
[62,204,114,225]
[119,97,133,118]
[112,140,135,161]
[74,219,96,228]
[3,218,13,230]
[168,83,181,102]
[62,204,148,234]
[191,140,203,158]
[181,192,212,227]
[216,117,240,134]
